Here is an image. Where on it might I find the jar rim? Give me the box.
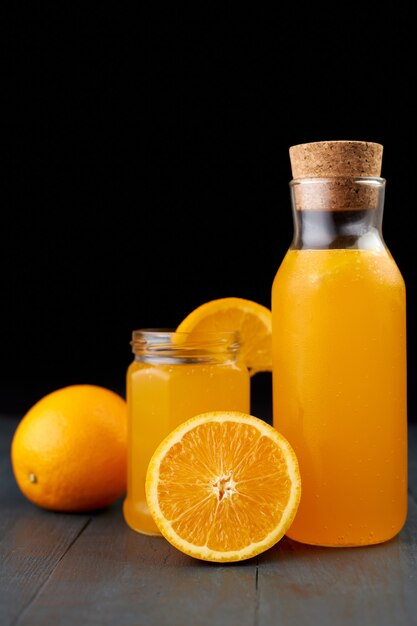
[131,328,241,356]
[131,328,240,338]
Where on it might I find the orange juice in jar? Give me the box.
[272,142,407,546]
[123,330,250,535]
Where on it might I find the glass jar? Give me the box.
[123,329,250,535]
[272,174,407,546]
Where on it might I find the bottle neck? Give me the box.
[290,177,386,250]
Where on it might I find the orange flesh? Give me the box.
[176,298,272,372]
[272,249,407,546]
[157,422,293,551]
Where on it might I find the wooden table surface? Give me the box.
[1,414,416,626]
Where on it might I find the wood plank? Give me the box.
[0,510,91,625]
[1,418,416,626]
[257,489,417,625]
[0,417,91,626]
[16,505,258,626]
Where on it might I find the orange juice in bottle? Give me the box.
[123,330,250,535]
[272,141,407,546]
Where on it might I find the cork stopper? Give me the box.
[290,141,383,179]
[289,141,384,211]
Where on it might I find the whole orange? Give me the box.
[11,385,127,512]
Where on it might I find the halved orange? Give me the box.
[176,297,272,375]
[145,411,301,562]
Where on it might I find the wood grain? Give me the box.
[15,508,258,626]
[256,500,417,626]
[0,417,92,626]
[1,417,416,626]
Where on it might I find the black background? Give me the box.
[2,7,416,420]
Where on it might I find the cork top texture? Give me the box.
[289,141,384,211]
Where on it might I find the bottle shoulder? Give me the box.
[272,248,405,292]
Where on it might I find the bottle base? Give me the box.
[285,528,403,548]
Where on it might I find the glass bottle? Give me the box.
[272,141,407,546]
[123,329,250,535]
